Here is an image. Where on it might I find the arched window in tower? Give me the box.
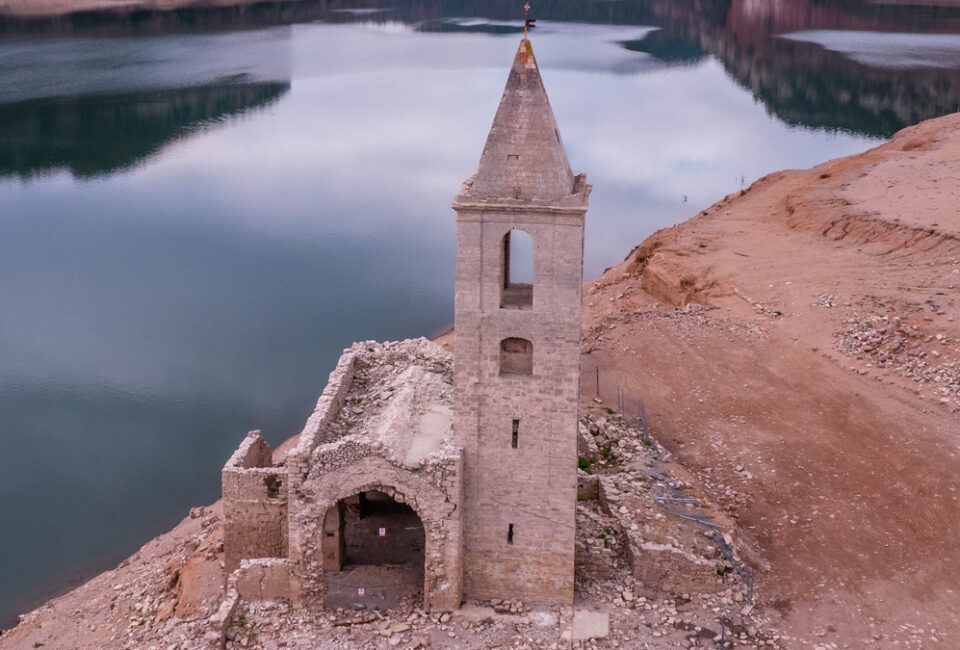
[500,337,533,375]
[501,229,533,309]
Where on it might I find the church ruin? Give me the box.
[220,36,590,611]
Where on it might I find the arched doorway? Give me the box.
[322,490,425,611]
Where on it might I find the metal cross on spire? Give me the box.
[523,3,536,39]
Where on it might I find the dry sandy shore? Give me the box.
[581,111,960,644]
[2,112,958,649]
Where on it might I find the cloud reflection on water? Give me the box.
[0,20,883,395]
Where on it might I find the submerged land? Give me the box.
[2,113,958,649]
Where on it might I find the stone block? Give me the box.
[577,472,599,500]
[235,559,291,601]
[571,609,609,640]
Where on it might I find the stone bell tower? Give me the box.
[452,37,590,605]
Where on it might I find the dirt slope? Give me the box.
[581,112,960,646]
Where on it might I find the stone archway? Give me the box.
[288,451,463,611]
[321,489,425,611]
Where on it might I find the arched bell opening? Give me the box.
[501,228,534,309]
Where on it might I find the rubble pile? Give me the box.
[568,413,786,649]
[5,506,237,650]
[3,353,788,650]
[835,313,959,405]
[582,304,760,356]
[328,338,455,442]
[577,415,744,598]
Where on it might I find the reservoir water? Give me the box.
[2,0,960,627]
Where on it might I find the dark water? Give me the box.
[2,0,960,628]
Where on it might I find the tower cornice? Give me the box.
[451,203,588,218]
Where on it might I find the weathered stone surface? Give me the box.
[578,420,601,461]
[205,588,239,649]
[222,339,464,612]
[222,431,288,573]
[234,559,291,602]
[287,339,464,612]
[464,39,576,205]
[571,609,609,640]
[452,37,589,607]
[577,471,599,501]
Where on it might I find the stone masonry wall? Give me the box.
[284,341,464,611]
[234,558,292,602]
[288,349,358,464]
[289,451,463,611]
[222,431,289,572]
[453,203,587,605]
[284,348,358,575]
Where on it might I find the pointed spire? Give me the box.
[466,39,576,203]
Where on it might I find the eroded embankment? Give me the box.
[582,112,960,646]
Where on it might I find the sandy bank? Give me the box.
[581,111,960,645]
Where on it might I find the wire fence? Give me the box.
[596,368,755,606]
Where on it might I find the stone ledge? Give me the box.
[233,559,291,602]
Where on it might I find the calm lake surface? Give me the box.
[3,0,960,627]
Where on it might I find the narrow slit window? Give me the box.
[507,153,519,161]
[511,419,519,449]
[507,523,514,545]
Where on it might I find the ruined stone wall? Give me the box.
[222,431,288,572]
[288,349,357,464]
[454,205,586,605]
[222,350,355,582]
[234,558,292,602]
[279,343,464,611]
[596,475,725,595]
[284,349,357,579]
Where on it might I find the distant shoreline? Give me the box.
[0,0,302,19]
